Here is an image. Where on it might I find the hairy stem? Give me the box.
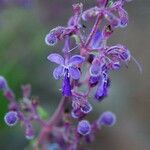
[36,97,67,148]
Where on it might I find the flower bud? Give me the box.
[112,61,121,70]
[89,76,100,87]
[45,33,58,46]
[120,50,131,62]
[4,111,18,126]
[4,89,15,101]
[71,109,85,119]
[72,3,83,15]
[22,84,31,98]
[81,102,93,114]
[77,120,91,136]
[0,76,8,90]
[97,111,116,127]
[118,7,128,28]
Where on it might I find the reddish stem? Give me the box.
[85,14,103,48]
[36,97,67,148]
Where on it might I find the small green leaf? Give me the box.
[37,106,48,119]
[108,0,114,7]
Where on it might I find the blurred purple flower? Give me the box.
[77,120,91,136]
[4,111,18,126]
[0,76,8,90]
[97,111,116,127]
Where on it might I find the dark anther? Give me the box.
[87,54,95,64]
[82,24,86,28]
[64,107,70,113]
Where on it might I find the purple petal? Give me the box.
[62,74,72,97]
[47,53,64,65]
[69,55,85,66]
[89,76,100,87]
[53,66,64,80]
[69,66,81,80]
[90,63,101,77]
[90,30,102,49]
[94,75,110,101]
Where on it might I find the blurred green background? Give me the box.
[0,0,150,149]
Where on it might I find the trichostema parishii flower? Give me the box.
[0,0,133,149]
[77,120,91,136]
[4,111,18,126]
[47,53,85,80]
[97,111,116,127]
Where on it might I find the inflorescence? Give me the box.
[0,0,134,150]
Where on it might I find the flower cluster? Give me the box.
[0,0,134,150]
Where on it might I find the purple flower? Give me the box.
[4,111,18,126]
[47,53,85,80]
[77,120,91,136]
[0,76,8,90]
[97,111,116,127]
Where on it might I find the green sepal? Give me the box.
[37,106,48,119]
